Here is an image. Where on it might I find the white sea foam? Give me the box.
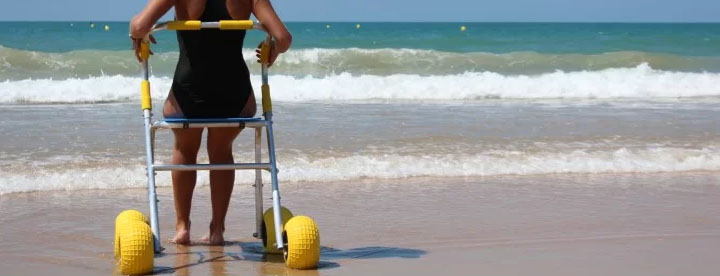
[1,64,719,104]
[2,146,719,195]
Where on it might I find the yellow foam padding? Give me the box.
[117,221,154,275]
[261,84,272,113]
[219,20,254,30]
[166,20,202,30]
[140,42,150,61]
[260,42,270,64]
[283,216,320,269]
[141,80,152,110]
[263,206,293,253]
[115,210,149,259]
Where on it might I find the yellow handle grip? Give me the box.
[141,80,152,110]
[261,84,272,113]
[166,20,202,30]
[219,20,254,30]
[260,42,270,64]
[140,41,150,61]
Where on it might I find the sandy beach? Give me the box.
[1,172,718,275]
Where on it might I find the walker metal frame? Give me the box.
[138,20,284,254]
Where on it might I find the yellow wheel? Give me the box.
[116,220,154,275]
[262,206,293,254]
[283,216,320,269]
[115,210,148,258]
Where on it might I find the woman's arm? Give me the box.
[129,0,173,61]
[251,0,292,65]
[130,0,175,39]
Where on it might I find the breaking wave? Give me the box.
[2,146,719,194]
[2,64,720,103]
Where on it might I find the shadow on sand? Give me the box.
[151,241,425,275]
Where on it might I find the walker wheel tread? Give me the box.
[283,216,320,269]
[114,211,154,275]
[114,210,148,259]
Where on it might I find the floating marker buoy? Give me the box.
[326,24,331,29]
[460,25,467,31]
[356,24,361,29]
[70,23,74,27]
[104,25,110,31]
[90,23,95,28]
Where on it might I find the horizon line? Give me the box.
[1,20,719,24]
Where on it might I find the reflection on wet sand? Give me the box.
[152,241,422,275]
[174,245,190,276]
[156,244,240,276]
[155,242,323,276]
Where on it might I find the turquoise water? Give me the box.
[2,22,720,194]
[2,22,720,81]
[1,22,719,55]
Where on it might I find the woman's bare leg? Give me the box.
[169,127,203,244]
[204,127,241,245]
[201,94,255,245]
[164,91,203,244]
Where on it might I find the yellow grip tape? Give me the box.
[260,42,270,64]
[219,20,254,30]
[141,80,152,110]
[261,84,272,113]
[167,20,202,30]
[140,42,150,61]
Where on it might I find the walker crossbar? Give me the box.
[152,120,267,130]
[153,163,272,171]
[139,21,284,254]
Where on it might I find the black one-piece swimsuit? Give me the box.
[171,0,252,118]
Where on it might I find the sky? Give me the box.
[1,0,719,22]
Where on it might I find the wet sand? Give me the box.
[1,172,719,275]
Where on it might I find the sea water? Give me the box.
[1,22,720,194]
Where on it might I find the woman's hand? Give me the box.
[255,40,279,67]
[128,0,174,62]
[252,0,292,66]
[131,34,156,62]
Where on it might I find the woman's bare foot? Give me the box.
[170,229,190,244]
[199,221,225,245]
[170,221,191,244]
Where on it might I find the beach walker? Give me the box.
[113,20,320,275]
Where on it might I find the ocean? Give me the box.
[1,22,720,194]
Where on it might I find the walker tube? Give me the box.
[266,114,283,249]
[254,128,264,239]
[259,36,284,249]
[140,44,161,253]
[144,108,162,253]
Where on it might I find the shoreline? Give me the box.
[2,170,720,197]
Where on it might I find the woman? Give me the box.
[129,0,292,245]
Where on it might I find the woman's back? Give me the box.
[172,0,252,118]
